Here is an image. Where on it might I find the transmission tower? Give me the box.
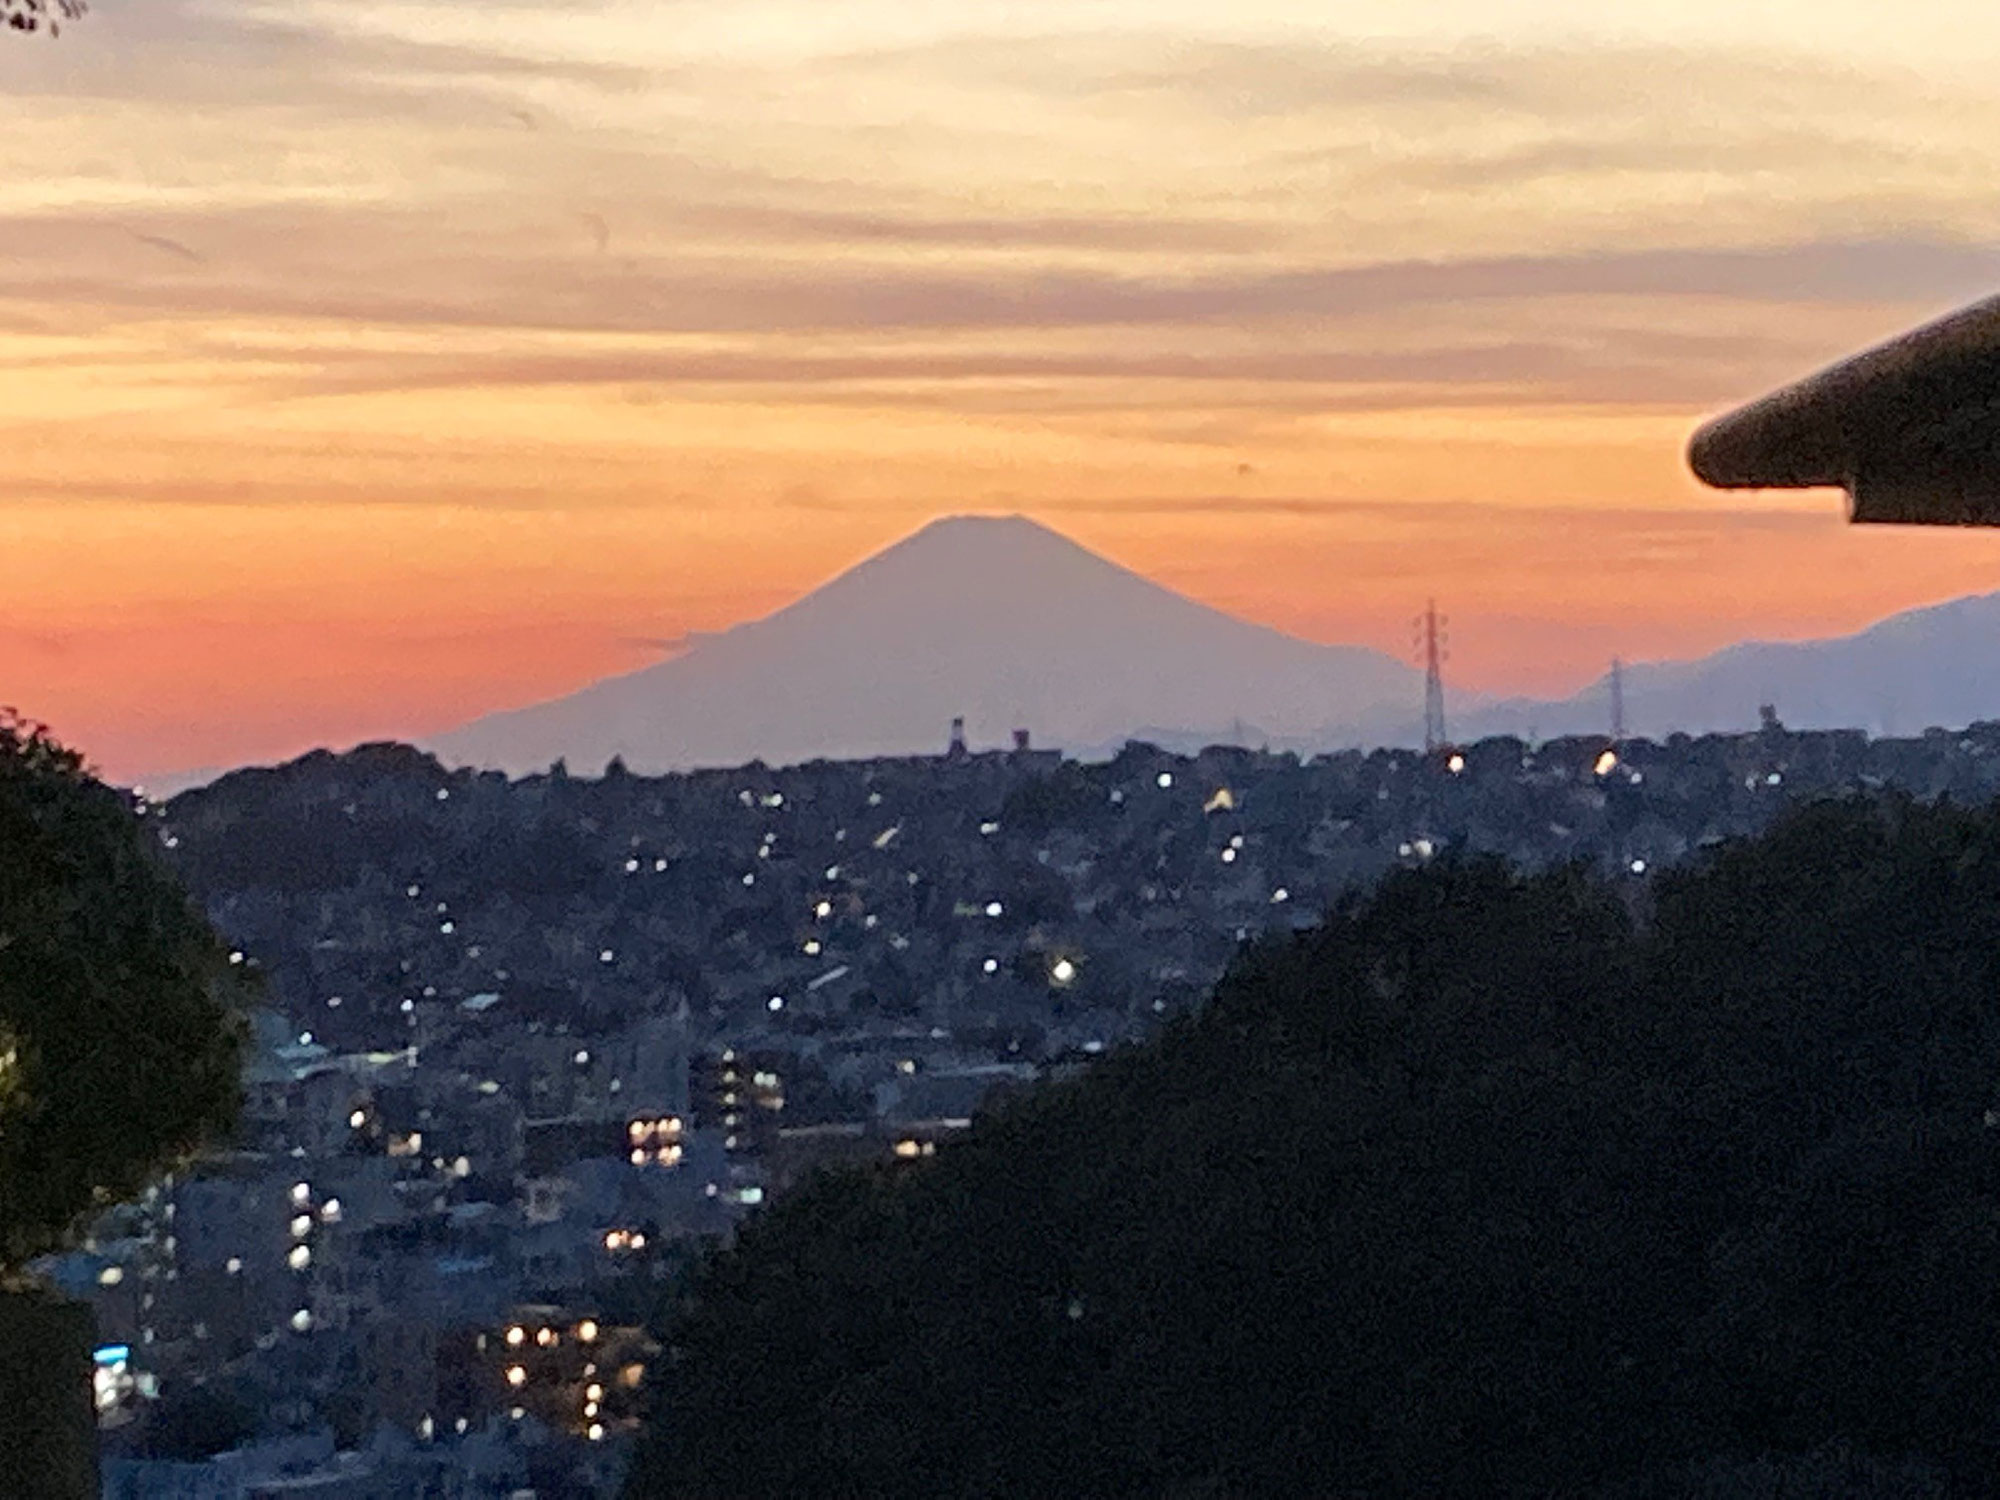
[1609,657,1626,744]
[1414,600,1448,754]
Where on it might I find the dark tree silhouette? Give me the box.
[625,794,2000,1498]
[0,712,245,1274]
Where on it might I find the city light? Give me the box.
[578,1323,599,1344]
[1051,958,1077,985]
[507,1366,527,1387]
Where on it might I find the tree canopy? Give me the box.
[626,794,2000,1498]
[0,713,245,1274]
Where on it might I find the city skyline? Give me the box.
[14,1,2000,778]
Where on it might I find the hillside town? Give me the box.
[51,712,2000,1496]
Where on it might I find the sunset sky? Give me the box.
[12,1,2000,780]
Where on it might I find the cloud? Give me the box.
[123,228,205,263]
[1034,495,1839,536]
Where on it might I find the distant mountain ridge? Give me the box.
[139,522,2000,789]
[1456,589,2000,745]
[429,515,1423,776]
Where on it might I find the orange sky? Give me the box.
[11,2,2000,780]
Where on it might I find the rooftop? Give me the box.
[1689,293,2000,525]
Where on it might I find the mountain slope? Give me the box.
[430,515,1421,775]
[1465,590,2000,743]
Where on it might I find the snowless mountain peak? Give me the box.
[430,513,1421,776]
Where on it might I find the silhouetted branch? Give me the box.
[3,0,87,37]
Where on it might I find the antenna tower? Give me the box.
[1610,657,1626,744]
[1414,600,1448,754]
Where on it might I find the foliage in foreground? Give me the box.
[0,712,244,1274]
[628,796,2000,1498]
[2,0,84,36]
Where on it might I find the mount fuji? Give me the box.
[428,514,1423,775]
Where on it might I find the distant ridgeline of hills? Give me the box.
[390,514,2000,782]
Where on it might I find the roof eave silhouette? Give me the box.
[1688,292,2000,525]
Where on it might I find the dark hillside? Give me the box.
[626,796,2000,1498]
